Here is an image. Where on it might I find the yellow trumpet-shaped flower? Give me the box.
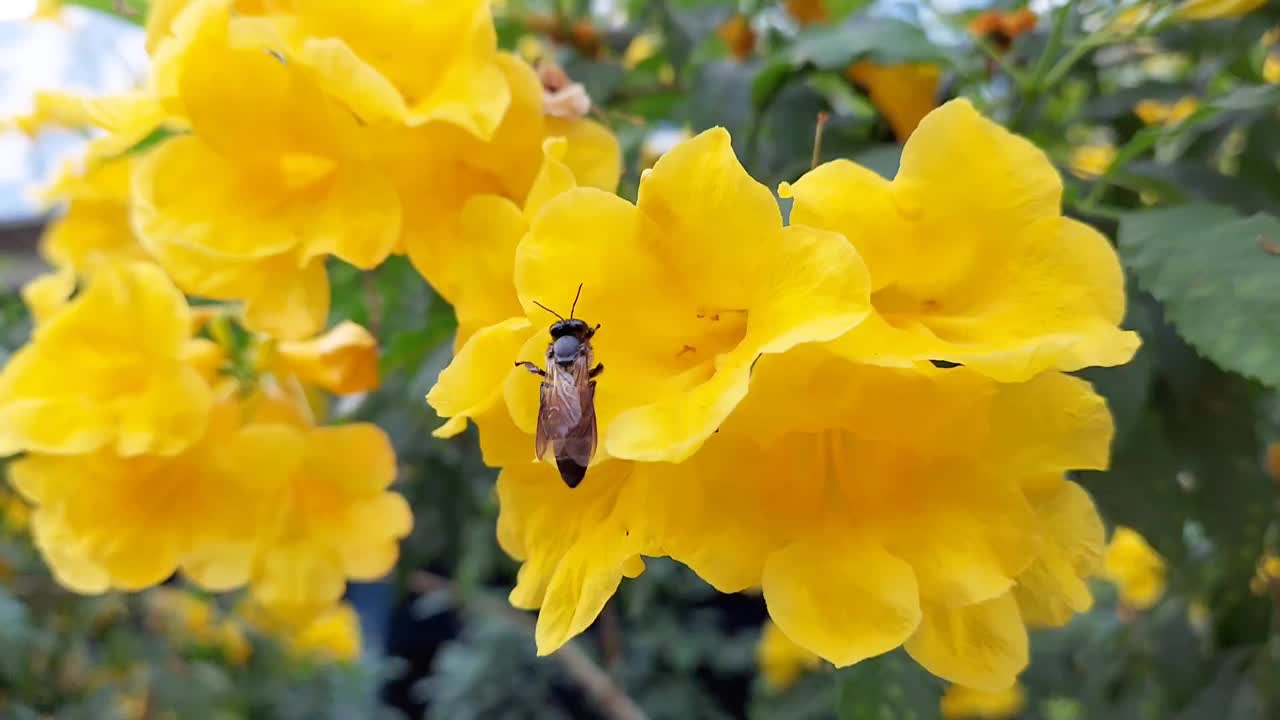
[1069,143,1117,179]
[271,321,380,395]
[38,156,150,272]
[1102,526,1167,609]
[232,0,509,137]
[10,400,274,593]
[757,620,822,691]
[0,261,212,457]
[1135,96,1199,126]
[1175,0,1268,20]
[497,351,1112,690]
[940,683,1026,719]
[1263,54,1280,83]
[785,99,1139,381]
[378,53,620,321]
[432,126,872,466]
[845,62,942,142]
[133,0,401,340]
[207,395,412,615]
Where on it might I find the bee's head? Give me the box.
[549,318,590,339]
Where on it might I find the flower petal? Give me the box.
[1013,480,1104,627]
[428,317,533,437]
[763,528,922,667]
[275,321,380,395]
[905,593,1028,691]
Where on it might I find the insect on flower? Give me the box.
[516,284,603,488]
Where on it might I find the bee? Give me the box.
[516,284,603,488]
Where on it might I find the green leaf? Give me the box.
[64,0,148,23]
[835,651,942,720]
[789,18,945,70]
[1119,205,1280,388]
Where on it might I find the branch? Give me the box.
[408,571,649,720]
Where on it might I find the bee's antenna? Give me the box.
[532,301,564,321]
[569,283,583,319]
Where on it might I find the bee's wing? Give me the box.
[535,362,583,462]
[558,379,597,469]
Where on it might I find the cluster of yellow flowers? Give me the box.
[2,0,618,633]
[429,81,1140,690]
[7,0,1150,692]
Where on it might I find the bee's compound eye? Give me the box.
[552,334,581,362]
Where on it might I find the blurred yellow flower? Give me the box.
[38,157,150,272]
[787,0,828,25]
[623,33,660,68]
[1135,96,1199,126]
[1267,441,1280,482]
[845,62,941,142]
[148,588,252,664]
[757,620,821,691]
[271,321,380,395]
[1264,54,1280,83]
[1175,0,1268,20]
[246,600,363,662]
[1069,143,1117,179]
[234,0,510,137]
[1249,552,1280,595]
[133,0,401,339]
[1102,526,1166,610]
[226,405,412,615]
[0,261,212,457]
[786,100,1139,381]
[940,683,1026,719]
[11,400,272,593]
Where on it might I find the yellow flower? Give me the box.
[1102,526,1166,610]
[133,0,401,340]
[148,588,252,664]
[432,127,873,465]
[379,53,621,322]
[845,62,942,142]
[1134,96,1199,126]
[940,683,1026,719]
[245,600,362,662]
[10,399,274,593]
[1250,552,1280,594]
[294,603,362,661]
[787,0,829,25]
[497,358,1111,689]
[785,100,1139,381]
[0,261,212,457]
[231,0,509,137]
[757,620,821,691]
[218,397,411,615]
[1069,143,1117,179]
[271,321,380,395]
[38,157,150,272]
[1175,0,1268,20]
[623,33,660,69]
[1264,54,1280,83]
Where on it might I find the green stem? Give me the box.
[1009,3,1069,131]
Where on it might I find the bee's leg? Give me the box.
[587,323,601,338]
[514,361,546,377]
[589,363,604,379]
